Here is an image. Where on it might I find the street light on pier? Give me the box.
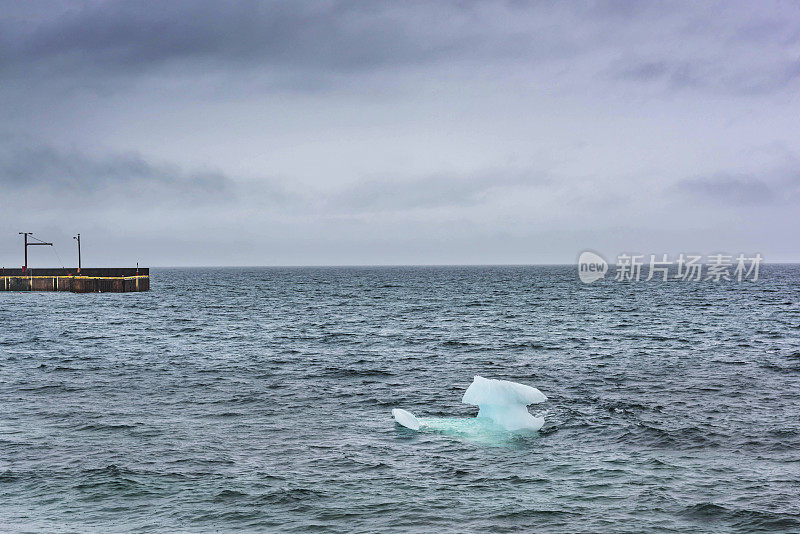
[73,234,81,274]
[18,232,53,272]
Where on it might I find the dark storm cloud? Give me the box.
[0,1,475,75]
[2,1,798,95]
[0,143,233,203]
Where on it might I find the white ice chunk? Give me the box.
[462,375,547,406]
[392,408,421,430]
[461,376,546,431]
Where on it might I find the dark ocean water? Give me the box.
[1,265,799,533]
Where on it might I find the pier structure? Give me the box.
[1,268,149,293]
[3,233,149,292]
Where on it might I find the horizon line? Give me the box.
[10,261,793,269]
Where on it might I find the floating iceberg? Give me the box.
[392,375,547,435]
[462,375,546,431]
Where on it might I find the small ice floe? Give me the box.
[390,408,420,430]
[392,375,547,438]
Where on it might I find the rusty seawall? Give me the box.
[1,268,150,293]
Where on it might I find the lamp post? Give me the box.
[73,234,81,273]
[19,232,53,272]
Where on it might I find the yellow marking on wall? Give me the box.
[1,275,149,280]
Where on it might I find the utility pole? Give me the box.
[73,234,81,273]
[19,232,53,272]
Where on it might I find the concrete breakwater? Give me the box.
[1,268,149,293]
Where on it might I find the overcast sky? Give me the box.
[1,1,798,267]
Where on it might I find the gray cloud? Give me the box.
[0,144,234,204]
[1,1,800,265]
[612,56,800,95]
[0,1,477,76]
[331,169,550,212]
[615,60,701,87]
[2,1,799,96]
[673,173,777,206]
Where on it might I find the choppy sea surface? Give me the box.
[1,266,799,533]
